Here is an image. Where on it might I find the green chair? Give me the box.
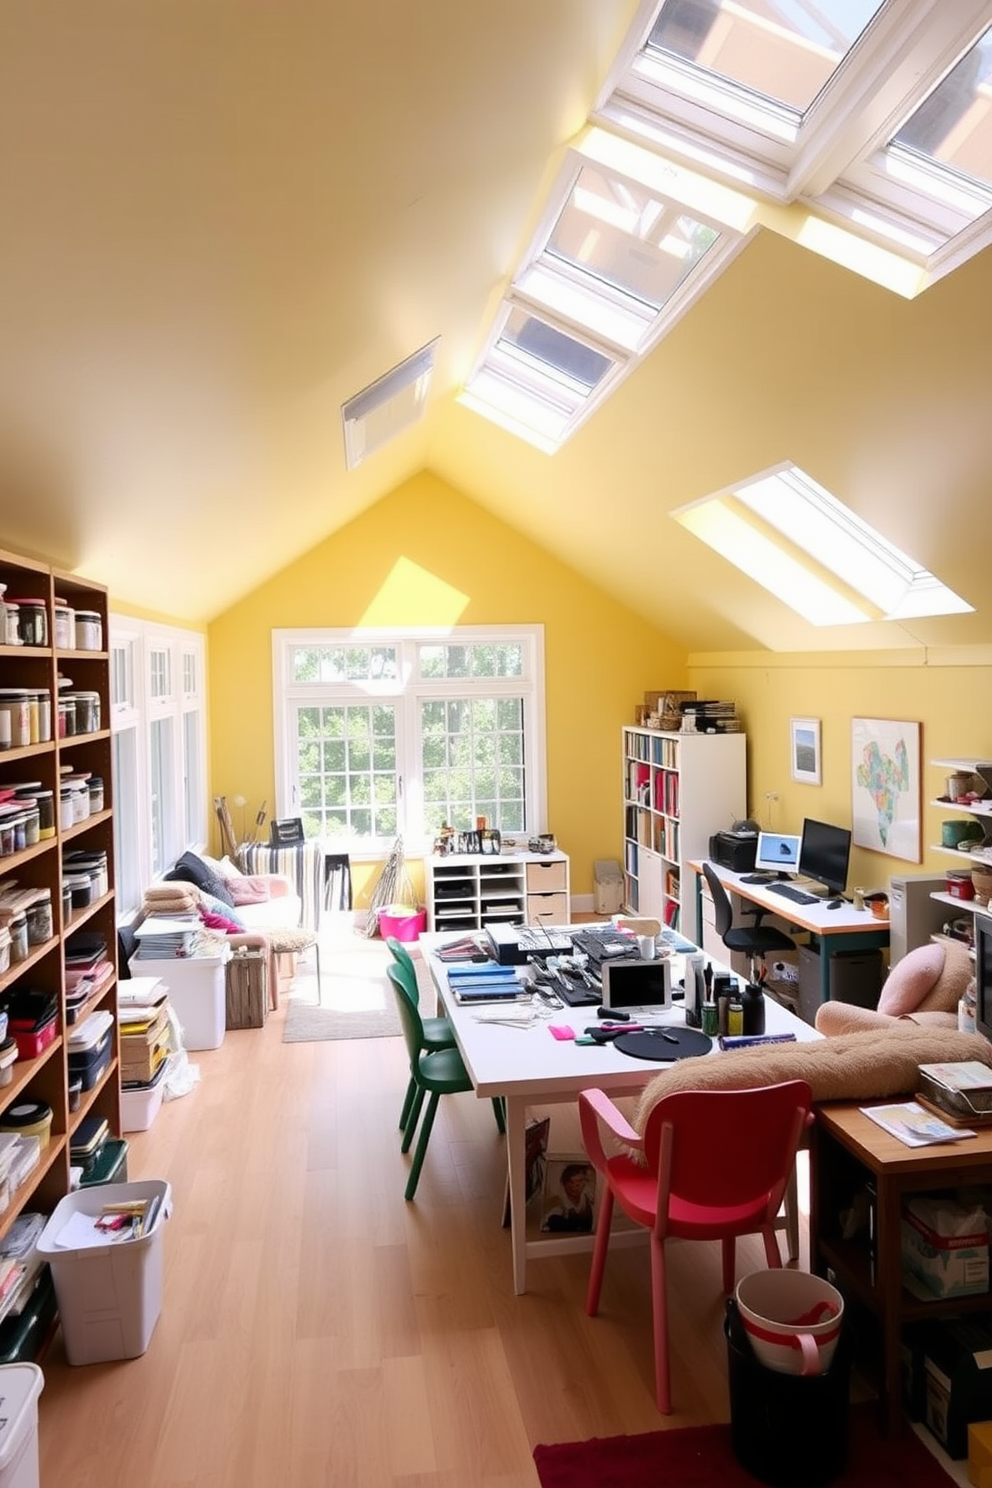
[387,964,505,1200]
[385,937,457,1134]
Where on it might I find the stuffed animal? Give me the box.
[814,938,974,1036]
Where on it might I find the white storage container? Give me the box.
[0,1364,43,1488]
[128,953,228,1049]
[37,1179,171,1365]
[120,1063,167,1133]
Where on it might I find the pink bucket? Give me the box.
[735,1270,844,1377]
[378,908,427,942]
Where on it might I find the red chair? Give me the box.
[579,1079,813,1414]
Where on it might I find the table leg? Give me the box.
[506,1094,528,1296]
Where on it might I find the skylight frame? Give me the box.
[594,0,992,279]
[672,461,973,627]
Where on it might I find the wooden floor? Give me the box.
[33,937,959,1488]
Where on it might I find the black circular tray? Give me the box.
[613,1027,713,1062]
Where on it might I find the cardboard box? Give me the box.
[925,1319,992,1458]
[902,1196,990,1300]
[969,1418,992,1486]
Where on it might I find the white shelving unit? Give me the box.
[928,757,992,911]
[622,726,746,944]
[425,851,570,933]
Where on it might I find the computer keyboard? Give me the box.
[764,882,820,906]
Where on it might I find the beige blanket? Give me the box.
[633,1024,992,1133]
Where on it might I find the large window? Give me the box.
[110,616,207,917]
[273,627,546,856]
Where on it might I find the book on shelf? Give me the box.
[860,1100,975,1147]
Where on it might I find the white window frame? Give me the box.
[110,614,208,919]
[273,625,547,859]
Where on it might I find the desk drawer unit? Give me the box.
[526,892,568,925]
[525,860,568,894]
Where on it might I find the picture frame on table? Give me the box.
[790,717,821,786]
[851,717,921,862]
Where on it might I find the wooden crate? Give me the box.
[225,951,268,1029]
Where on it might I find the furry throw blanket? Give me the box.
[633,1024,992,1134]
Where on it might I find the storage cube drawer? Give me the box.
[525,860,567,893]
[527,892,568,925]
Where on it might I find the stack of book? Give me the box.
[131,915,199,959]
[680,700,740,734]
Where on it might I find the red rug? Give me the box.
[533,1405,957,1487]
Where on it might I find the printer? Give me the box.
[708,829,758,872]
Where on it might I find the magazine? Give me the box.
[860,1101,975,1148]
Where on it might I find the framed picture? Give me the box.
[851,717,921,861]
[790,718,821,785]
[540,1156,597,1234]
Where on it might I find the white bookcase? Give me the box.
[622,727,747,943]
[927,756,992,910]
[425,851,570,933]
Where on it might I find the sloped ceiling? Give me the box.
[0,0,989,655]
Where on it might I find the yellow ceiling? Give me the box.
[0,0,989,655]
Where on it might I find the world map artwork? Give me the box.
[855,737,910,849]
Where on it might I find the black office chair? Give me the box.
[702,861,796,985]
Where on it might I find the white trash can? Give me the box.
[0,1365,43,1488]
[37,1179,171,1365]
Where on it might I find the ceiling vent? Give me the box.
[342,338,439,470]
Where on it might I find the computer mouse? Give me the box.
[827,898,844,909]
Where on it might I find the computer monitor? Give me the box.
[754,832,801,876]
[798,819,852,896]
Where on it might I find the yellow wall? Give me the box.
[689,649,992,896]
[208,471,687,906]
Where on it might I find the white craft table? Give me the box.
[422,930,818,1294]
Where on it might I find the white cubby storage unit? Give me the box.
[928,757,992,912]
[622,727,746,944]
[425,851,570,933]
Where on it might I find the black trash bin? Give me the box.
[725,1297,852,1488]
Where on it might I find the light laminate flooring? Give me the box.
[34,933,966,1487]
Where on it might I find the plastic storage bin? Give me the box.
[78,1137,128,1188]
[0,1363,43,1488]
[37,1179,171,1365]
[378,908,426,942]
[128,953,227,1049]
[120,1062,167,1133]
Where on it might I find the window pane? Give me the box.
[294,701,397,841]
[546,164,720,314]
[113,728,141,917]
[291,644,398,683]
[419,694,527,834]
[183,709,202,846]
[150,717,174,874]
[647,0,885,114]
[892,26,992,192]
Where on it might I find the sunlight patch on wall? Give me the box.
[359,556,470,629]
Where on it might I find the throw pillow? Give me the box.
[199,906,244,935]
[200,892,246,929]
[227,875,272,907]
[199,852,242,882]
[164,850,236,907]
[877,943,945,1017]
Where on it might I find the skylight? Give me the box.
[672,463,973,626]
[460,0,992,453]
[646,0,886,116]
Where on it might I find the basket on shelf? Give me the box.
[972,867,992,907]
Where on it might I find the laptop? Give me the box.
[600,958,672,1018]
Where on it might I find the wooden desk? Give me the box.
[690,860,890,1006]
[423,930,818,1294]
[811,1103,992,1436]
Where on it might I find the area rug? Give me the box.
[533,1406,956,1488]
[282,1000,401,1042]
[281,932,426,1042]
